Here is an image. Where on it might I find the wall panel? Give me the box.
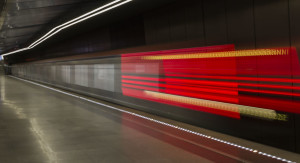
[203,0,228,45]
[169,2,187,42]
[185,0,205,43]
[254,0,290,48]
[226,0,255,49]
[144,13,157,44]
[88,27,111,53]
[290,0,300,153]
[110,17,145,49]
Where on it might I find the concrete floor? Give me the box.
[0,75,299,163]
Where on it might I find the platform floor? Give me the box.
[0,75,299,163]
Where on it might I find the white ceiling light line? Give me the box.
[63,0,133,29]
[29,0,123,48]
[30,0,132,49]
[0,0,132,57]
[2,47,29,57]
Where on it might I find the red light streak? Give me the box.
[238,88,300,97]
[164,89,238,104]
[122,80,162,87]
[123,75,300,91]
[165,74,300,84]
[122,84,160,92]
[164,78,238,88]
[121,45,300,118]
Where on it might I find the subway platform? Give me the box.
[0,74,300,163]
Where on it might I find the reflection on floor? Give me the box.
[0,75,299,163]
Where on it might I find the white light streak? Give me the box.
[2,48,29,57]
[29,0,132,49]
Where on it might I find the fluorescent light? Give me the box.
[1,0,132,57]
[2,48,29,57]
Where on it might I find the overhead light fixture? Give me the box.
[1,0,132,57]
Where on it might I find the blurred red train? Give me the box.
[121,44,300,120]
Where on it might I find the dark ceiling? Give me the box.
[0,0,178,56]
[0,0,102,54]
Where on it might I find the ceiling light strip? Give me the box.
[2,47,29,56]
[1,0,132,57]
[29,0,132,49]
[29,0,123,48]
[9,75,295,163]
